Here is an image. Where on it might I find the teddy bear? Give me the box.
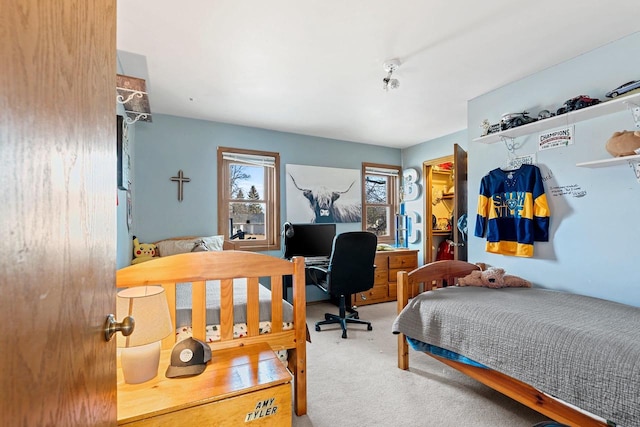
[605,130,640,157]
[131,236,158,265]
[458,267,531,289]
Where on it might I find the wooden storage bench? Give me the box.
[117,342,292,426]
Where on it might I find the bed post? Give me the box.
[291,256,307,415]
[397,270,410,370]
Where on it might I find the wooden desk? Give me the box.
[117,342,292,426]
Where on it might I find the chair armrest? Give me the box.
[307,266,328,274]
[307,266,329,292]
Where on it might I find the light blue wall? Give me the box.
[132,115,401,243]
[115,51,142,268]
[400,32,640,306]
[129,115,401,300]
[401,129,468,265]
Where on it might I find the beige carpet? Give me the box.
[293,301,548,427]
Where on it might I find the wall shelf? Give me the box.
[576,154,640,168]
[473,92,640,144]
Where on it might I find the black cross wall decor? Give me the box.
[170,170,191,202]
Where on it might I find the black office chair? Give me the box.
[309,231,377,339]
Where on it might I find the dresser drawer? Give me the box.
[374,267,388,285]
[388,282,397,299]
[388,254,418,270]
[353,284,388,305]
[374,254,389,270]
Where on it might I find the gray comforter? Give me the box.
[391,286,640,426]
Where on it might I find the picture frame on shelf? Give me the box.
[117,115,130,190]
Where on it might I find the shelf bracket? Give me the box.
[622,99,640,128]
[122,112,151,125]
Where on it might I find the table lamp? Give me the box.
[116,285,173,384]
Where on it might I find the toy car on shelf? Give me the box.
[500,111,537,130]
[537,109,555,120]
[556,95,600,115]
[605,80,640,98]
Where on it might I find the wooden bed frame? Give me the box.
[116,249,308,416]
[396,260,607,427]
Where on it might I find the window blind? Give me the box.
[365,166,400,177]
[222,152,276,168]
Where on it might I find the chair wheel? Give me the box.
[353,313,359,319]
[367,325,373,331]
[342,331,347,339]
[315,325,321,331]
[324,314,331,321]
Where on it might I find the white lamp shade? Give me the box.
[116,286,173,348]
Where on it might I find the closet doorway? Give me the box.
[423,144,468,263]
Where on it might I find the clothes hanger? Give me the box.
[500,136,521,172]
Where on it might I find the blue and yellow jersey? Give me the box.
[474,164,550,257]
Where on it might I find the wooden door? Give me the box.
[453,144,468,261]
[1,1,117,425]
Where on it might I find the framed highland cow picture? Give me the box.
[285,164,361,223]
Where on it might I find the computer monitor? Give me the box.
[283,223,336,259]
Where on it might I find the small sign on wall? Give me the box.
[538,126,574,151]
[505,153,536,170]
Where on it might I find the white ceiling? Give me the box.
[117,1,638,149]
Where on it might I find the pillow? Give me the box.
[191,240,209,252]
[156,239,197,257]
[156,235,224,256]
[200,235,224,251]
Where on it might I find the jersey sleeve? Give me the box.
[532,166,550,241]
[474,175,490,238]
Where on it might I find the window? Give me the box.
[217,147,280,251]
[361,163,401,244]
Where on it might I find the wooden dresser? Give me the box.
[351,249,418,306]
[117,342,292,426]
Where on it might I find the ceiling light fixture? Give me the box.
[382,59,401,91]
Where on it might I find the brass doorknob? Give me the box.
[104,314,135,342]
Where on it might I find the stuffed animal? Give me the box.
[605,130,640,157]
[458,267,531,289]
[131,236,157,264]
